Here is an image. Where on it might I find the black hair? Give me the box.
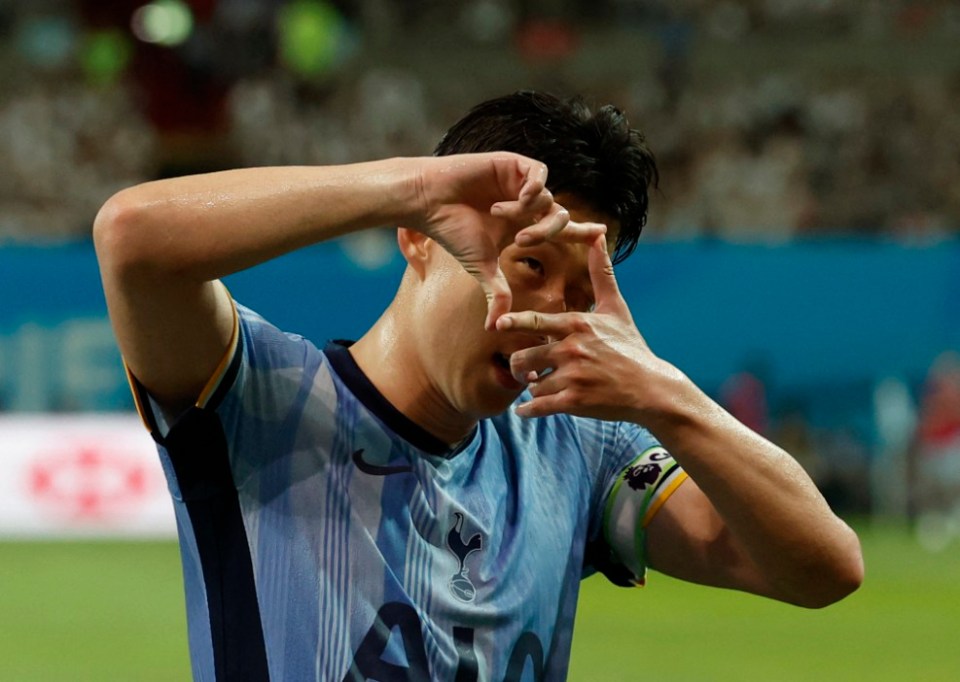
[433,91,658,264]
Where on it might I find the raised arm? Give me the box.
[94,154,578,411]
[499,237,864,608]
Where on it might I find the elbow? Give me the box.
[93,189,160,277]
[828,533,866,605]
[799,562,864,610]
[795,527,865,609]
[94,190,139,270]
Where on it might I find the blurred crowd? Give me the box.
[1,0,959,242]
[631,72,960,242]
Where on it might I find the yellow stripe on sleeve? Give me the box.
[641,470,689,527]
[124,361,154,434]
[196,295,240,409]
[121,283,239,434]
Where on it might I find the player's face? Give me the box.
[419,197,616,419]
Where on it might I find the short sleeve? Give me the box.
[583,422,688,587]
[126,299,327,485]
[125,290,245,438]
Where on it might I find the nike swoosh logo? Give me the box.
[351,449,413,476]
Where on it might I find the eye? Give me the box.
[519,257,544,276]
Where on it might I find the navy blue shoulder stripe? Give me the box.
[158,388,270,679]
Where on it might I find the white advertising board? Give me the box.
[0,415,176,538]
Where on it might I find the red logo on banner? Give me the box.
[28,441,155,522]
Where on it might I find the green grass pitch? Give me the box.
[1,522,957,681]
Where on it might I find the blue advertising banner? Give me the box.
[2,237,958,414]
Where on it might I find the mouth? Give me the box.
[492,352,523,391]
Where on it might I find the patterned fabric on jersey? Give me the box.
[131,303,686,681]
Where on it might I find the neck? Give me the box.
[350,308,477,448]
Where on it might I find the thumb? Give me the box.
[588,235,628,316]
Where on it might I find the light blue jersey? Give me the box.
[129,302,687,681]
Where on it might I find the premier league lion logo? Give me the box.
[625,462,661,491]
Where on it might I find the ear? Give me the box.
[397,227,431,279]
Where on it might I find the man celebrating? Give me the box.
[94,91,862,681]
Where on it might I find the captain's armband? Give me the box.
[602,446,688,585]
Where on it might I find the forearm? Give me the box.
[97,151,565,408]
[94,159,419,407]
[93,159,419,282]
[640,369,864,606]
[498,237,863,606]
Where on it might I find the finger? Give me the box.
[515,390,571,419]
[509,343,557,382]
[491,187,555,224]
[526,368,567,399]
[520,185,555,213]
[588,234,628,316]
[496,309,585,337]
[511,203,571,246]
[490,155,545,207]
[518,220,606,247]
[517,161,548,202]
[480,264,513,331]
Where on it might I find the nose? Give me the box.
[541,293,566,314]
[507,284,564,345]
[528,281,567,315]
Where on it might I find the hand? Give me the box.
[496,236,679,422]
[411,153,606,329]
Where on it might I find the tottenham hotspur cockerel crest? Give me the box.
[446,512,483,603]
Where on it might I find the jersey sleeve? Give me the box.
[583,422,688,587]
[125,285,244,437]
[126,296,326,485]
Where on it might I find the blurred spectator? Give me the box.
[912,351,960,520]
[871,376,917,519]
[720,360,770,436]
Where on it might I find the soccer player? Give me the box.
[94,91,863,681]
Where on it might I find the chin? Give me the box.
[462,386,524,420]
[448,352,526,419]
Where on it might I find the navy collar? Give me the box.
[323,340,474,456]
